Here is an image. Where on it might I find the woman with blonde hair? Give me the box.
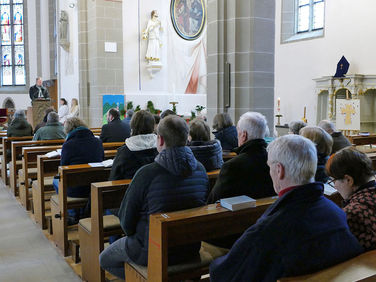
[68,98,79,118]
[300,126,333,183]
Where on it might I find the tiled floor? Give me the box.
[0,182,81,282]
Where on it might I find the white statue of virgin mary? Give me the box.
[142,10,163,65]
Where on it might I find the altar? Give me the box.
[314,74,376,133]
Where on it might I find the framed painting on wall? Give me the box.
[102,95,125,124]
[170,0,206,40]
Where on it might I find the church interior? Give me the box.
[1,0,376,281]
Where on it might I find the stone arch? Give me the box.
[2,97,15,109]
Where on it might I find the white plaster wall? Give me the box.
[40,0,50,80]
[123,0,207,116]
[275,0,376,125]
[57,0,79,110]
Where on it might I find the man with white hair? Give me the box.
[210,135,363,281]
[207,112,275,204]
[318,119,351,153]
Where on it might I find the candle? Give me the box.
[304,106,306,117]
[277,97,280,112]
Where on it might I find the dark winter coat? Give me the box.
[331,131,351,154]
[100,118,131,143]
[118,146,209,266]
[109,134,158,180]
[210,182,364,282]
[60,127,104,197]
[207,139,275,204]
[7,117,33,137]
[315,153,329,183]
[189,140,223,171]
[213,126,238,151]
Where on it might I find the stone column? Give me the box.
[207,0,275,132]
[78,0,124,127]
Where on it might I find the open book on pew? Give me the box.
[88,159,114,168]
[45,149,62,158]
[220,195,256,211]
[323,184,337,196]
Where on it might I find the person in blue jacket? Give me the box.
[53,117,104,223]
[212,113,238,151]
[209,135,363,282]
[188,117,223,171]
[99,115,209,279]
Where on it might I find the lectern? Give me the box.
[27,99,51,128]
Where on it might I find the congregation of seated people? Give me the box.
[6,105,376,281]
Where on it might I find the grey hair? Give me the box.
[47,112,59,123]
[318,120,336,134]
[14,109,25,119]
[267,135,317,184]
[64,117,87,134]
[289,120,306,135]
[212,113,233,131]
[237,112,268,140]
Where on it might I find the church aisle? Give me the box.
[0,182,81,282]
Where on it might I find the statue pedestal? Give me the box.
[146,61,162,78]
[27,99,51,128]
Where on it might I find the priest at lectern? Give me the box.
[29,77,49,101]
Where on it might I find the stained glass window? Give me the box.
[0,0,24,86]
[296,0,324,33]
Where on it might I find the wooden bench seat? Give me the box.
[51,164,112,256]
[79,169,221,282]
[124,197,277,282]
[1,136,33,185]
[127,242,228,279]
[10,139,65,195]
[278,250,376,282]
[79,215,121,234]
[79,179,131,282]
[31,145,118,228]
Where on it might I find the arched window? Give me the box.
[0,0,25,86]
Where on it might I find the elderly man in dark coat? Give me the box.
[208,111,275,203]
[210,135,363,282]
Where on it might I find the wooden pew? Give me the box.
[78,170,220,282]
[222,151,236,161]
[51,164,113,256]
[33,155,61,229]
[20,145,62,210]
[79,179,131,282]
[10,139,65,195]
[123,188,344,282]
[278,250,376,282]
[32,149,118,230]
[348,135,376,146]
[1,136,33,185]
[124,197,277,282]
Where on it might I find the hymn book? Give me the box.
[45,149,62,158]
[220,195,256,211]
[88,159,114,168]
